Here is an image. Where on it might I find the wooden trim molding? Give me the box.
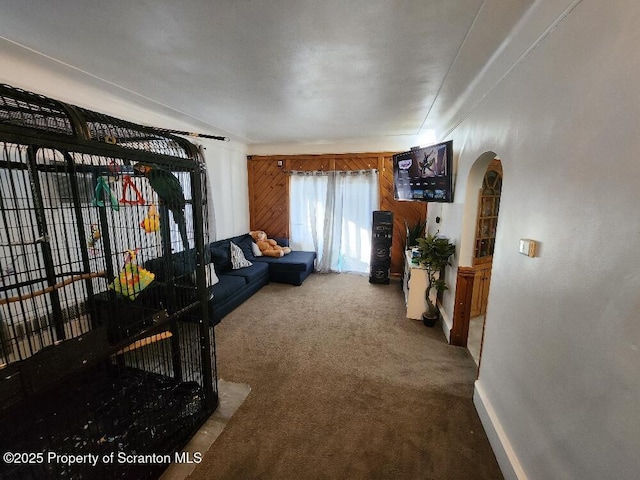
[450,266,476,346]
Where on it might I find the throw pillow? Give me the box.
[190,263,219,287]
[205,263,219,286]
[230,241,253,269]
[210,245,231,273]
[251,241,263,257]
[173,250,197,277]
[237,235,257,260]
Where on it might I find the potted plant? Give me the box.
[415,233,456,327]
[404,217,426,250]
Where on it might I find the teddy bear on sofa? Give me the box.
[250,230,292,257]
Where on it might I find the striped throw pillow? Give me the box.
[230,241,253,269]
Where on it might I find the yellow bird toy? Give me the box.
[140,204,160,233]
[87,224,101,248]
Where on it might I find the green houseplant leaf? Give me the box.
[404,217,426,249]
[415,233,456,320]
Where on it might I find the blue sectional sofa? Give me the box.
[145,233,316,325]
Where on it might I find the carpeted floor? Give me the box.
[187,273,503,480]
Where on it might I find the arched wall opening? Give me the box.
[450,151,503,350]
[459,151,499,267]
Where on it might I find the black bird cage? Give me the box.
[0,84,218,480]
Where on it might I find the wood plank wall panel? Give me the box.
[287,158,331,172]
[248,158,289,238]
[334,155,379,171]
[285,153,381,172]
[248,153,427,275]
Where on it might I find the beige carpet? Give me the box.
[187,273,503,480]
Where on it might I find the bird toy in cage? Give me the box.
[87,224,102,256]
[120,174,146,206]
[91,176,120,211]
[107,160,121,181]
[109,249,155,300]
[140,204,160,233]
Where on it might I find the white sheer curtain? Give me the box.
[289,170,378,274]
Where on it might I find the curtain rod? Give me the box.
[150,127,230,142]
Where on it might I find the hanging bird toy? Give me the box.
[109,249,155,300]
[120,174,146,205]
[87,224,102,255]
[140,204,160,233]
[91,176,120,210]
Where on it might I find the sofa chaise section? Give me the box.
[253,251,316,286]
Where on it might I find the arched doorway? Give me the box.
[467,159,502,365]
[449,153,503,360]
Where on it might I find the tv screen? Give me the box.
[392,140,453,202]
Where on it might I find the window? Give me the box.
[290,170,378,274]
[474,161,502,263]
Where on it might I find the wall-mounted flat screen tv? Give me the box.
[392,140,453,202]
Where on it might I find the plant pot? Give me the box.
[422,312,438,328]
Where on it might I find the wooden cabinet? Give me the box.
[470,263,492,317]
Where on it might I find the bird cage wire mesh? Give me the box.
[0,84,218,480]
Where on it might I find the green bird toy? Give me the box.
[134,162,189,250]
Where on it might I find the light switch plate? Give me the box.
[519,239,537,257]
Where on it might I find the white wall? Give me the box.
[196,137,250,240]
[436,0,640,478]
[0,39,250,239]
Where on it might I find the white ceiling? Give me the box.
[0,0,533,146]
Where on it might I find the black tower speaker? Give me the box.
[369,210,394,284]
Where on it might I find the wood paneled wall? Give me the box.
[248,153,426,275]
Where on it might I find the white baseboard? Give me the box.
[438,299,452,342]
[473,381,528,480]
